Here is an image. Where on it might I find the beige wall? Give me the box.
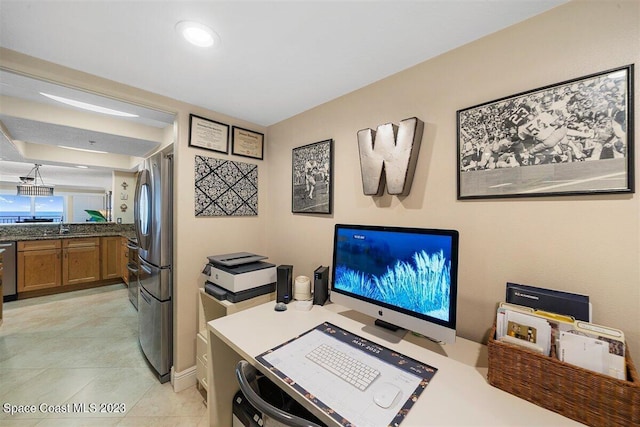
[1,0,638,378]
[111,171,137,224]
[266,1,640,357]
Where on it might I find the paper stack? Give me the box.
[496,302,626,380]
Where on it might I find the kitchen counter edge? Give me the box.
[0,232,136,243]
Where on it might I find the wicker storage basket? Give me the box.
[487,325,640,427]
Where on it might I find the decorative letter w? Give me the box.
[357,117,424,196]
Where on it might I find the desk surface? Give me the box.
[208,301,584,426]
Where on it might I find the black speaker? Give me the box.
[276,265,293,303]
[313,266,329,306]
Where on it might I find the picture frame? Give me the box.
[231,126,264,160]
[188,114,229,154]
[292,139,333,214]
[457,64,634,199]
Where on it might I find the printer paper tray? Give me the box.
[205,281,275,303]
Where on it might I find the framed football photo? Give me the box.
[292,139,333,214]
[457,65,634,199]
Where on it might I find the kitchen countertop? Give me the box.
[0,231,136,242]
[0,223,136,243]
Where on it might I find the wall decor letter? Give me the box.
[357,117,424,196]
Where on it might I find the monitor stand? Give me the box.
[366,319,407,343]
[375,318,403,332]
[373,319,442,344]
[337,309,407,343]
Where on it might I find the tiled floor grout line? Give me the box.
[0,284,208,426]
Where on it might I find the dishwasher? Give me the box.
[0,242,17,302]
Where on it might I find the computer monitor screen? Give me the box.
[330,224,459,344]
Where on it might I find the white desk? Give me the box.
[207,302,584,426]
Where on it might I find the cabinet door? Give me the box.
[100,237,121,280]
[63,245,100,285]
[18,248,62,291]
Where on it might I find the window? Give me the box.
[0,195,64,223]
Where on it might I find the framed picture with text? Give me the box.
[292,139,333,214]
[457,64,634,199]
[231,126,264,160]
[188,114,229,154]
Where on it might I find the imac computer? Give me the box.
[330,224,459,344]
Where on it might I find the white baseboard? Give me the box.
[172,365,197,392]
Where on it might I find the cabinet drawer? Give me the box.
[196,332,208,390]
[196,356,208,390]
[63,237,99,248]
[18,240,61,251]
[197,332,208,362]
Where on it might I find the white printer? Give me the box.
[203,252,276,302]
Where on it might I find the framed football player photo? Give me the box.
[292,139,333,214]
[457,64,634,199]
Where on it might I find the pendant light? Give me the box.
[17,164,54,196]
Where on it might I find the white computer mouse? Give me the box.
[373,383,402,409]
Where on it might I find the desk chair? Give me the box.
[235,360,324,427]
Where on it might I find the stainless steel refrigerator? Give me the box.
[134,144,173,383]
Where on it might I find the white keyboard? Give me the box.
[306,343,380,391]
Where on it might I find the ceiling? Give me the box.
[0,0,567,189]
[0,71,175,189]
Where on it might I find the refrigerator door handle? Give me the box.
[139,287,152,304]
[140,261,152,275]
[134,168,152,251]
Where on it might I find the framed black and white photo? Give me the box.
[188,114,229,154]
[292,139,333,214]
[457,64,634,199]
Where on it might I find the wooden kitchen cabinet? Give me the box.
[16,235,128,299]
[100,236,121,280]
[17,240,62,292]
[63,238,100,286]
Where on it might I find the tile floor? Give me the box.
[0,284,208,426]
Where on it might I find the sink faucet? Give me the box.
[59,217,70,234]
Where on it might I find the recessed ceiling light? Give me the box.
[76,165,89,169]
[59,145,108,154]
[176,21,219,48]
[40,92,139,117]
